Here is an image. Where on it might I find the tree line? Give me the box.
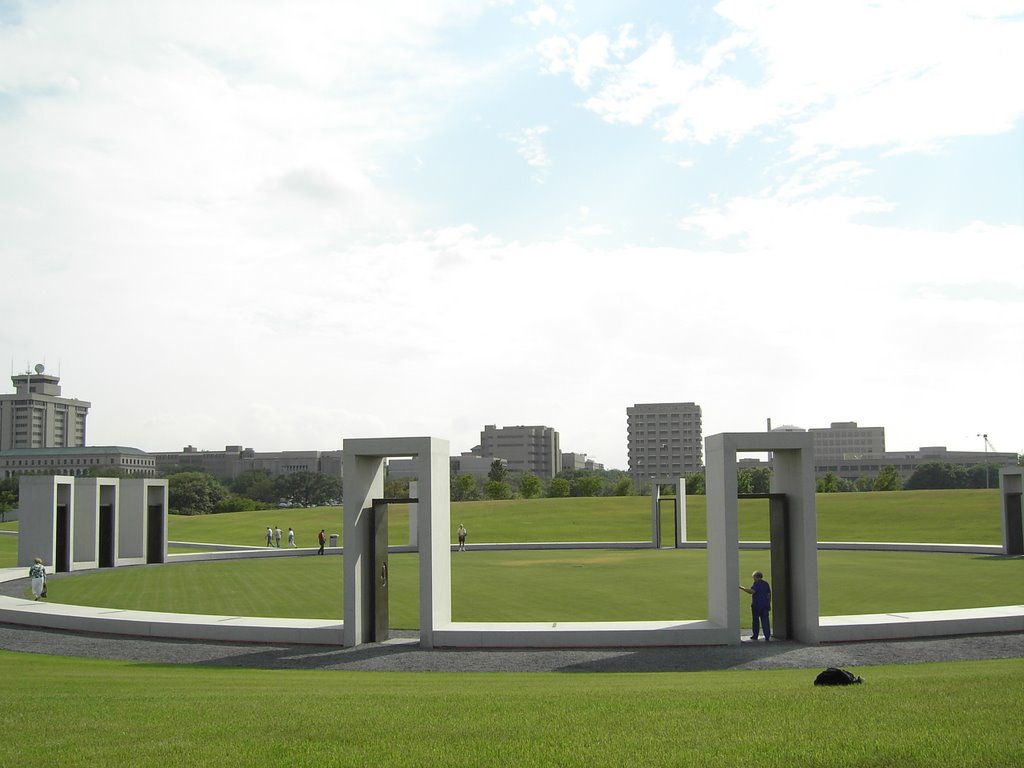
[0,456,1018,518]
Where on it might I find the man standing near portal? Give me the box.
[274,526,282,548]
[318,529,326,555]
[266,527,273,547]
[457,523,467,552]
[740,570,772,641]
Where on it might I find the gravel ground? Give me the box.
[1,621,1021,674]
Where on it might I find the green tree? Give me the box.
[965,464,999,489]
[488,460,508,484]
[547,477,570,498]
[873,465,903,491]
[684,473,705,495]
[816,472,840,493]
[451,474,479,501]
[0,477,17,521]
[854,476,874,492]
[610,476,634,496]
[749,467,771,494]
[384,477,410,499]
[276,471,342,507]
[213,494,263,513]
[168,471,228,515]
[570,475,603,497]
[736,468,754,495]
[230,470,278,504]
[483,479,512,500]
[905,462,966,490]
[835,476,857,492]
[517,472,542,499]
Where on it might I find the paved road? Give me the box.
[1,621,1021,673]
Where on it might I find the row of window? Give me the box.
[2,457,154,467]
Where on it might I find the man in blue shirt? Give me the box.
[740,570,772,641]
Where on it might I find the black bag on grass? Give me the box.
[814,667,863,685]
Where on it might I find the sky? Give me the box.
[1,0,1022,470]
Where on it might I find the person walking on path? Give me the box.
[287,528,296,547]
[274,526,282,548]
[266,527,273,547]
[457,523,467,552]
[740,570,772,641]
[29,557,46,600]
[318,529,326,555]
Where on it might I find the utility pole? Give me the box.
[976,433,993,489]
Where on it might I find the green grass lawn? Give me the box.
[2,489,1004,568]
[3,491,1022,767]
[41,548,1024,626]
[7,489,1019,623]
[2,651,1021,768]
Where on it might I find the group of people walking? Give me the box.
[264,526,329,555]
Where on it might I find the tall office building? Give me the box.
[626,402,703,485]
[477,424,561,479]
[807,421,885,463]
[0,366,90,451]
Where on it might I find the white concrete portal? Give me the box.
[17,476,167,571]
[706,432,818,643]
[343,437,450,648]
[17,476,74,571]
[72,477,119,570]
[651,477,687,546]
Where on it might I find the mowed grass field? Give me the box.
[3,489,1023,767]
[7,489,1022,622]
[155,489,1006,549]
[40,548,1024,625]
[2,651,1022,768]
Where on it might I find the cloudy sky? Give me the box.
[2,0,1022,469]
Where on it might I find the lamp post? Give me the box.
[977,433,989,489]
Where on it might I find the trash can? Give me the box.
[329,533,339,547]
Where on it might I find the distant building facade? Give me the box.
[808,421,885,463]
[0,446,156,479]
[476,424,561,479]
[449,452,498,478]
[771,423,1015,480]
[0,367,90,450]
[626,402,703,485]
[818,445,1018,481]
[561,452,604,472]
[149,445,343,480]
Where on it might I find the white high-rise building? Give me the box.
[626,402,703,485]
[0,366,90,451]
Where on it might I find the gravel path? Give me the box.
[1,621,1021,673]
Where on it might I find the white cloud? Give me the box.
[503,125,552,181]
[538,23,638,89]
[2,1,1021,468]
[546,2,1024,154]
[526,4,558,27]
